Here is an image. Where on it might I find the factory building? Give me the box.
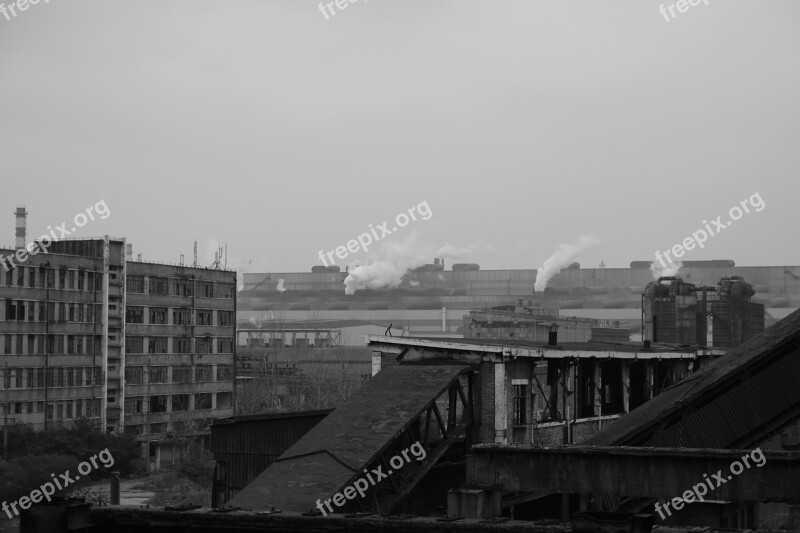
[0,223,236,469]
[238,260,799,339]
[643,276,764,348]
[224,330,721,516]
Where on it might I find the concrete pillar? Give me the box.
[593,360,602,417]
[494,362,507,444]
[621,362,630,413]
[110,471,120,505]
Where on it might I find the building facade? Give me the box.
[0,237,237,469]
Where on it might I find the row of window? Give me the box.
[124,393,214,414]
[126,307,234,326]
[126,276,235,299]
[4,300,102,323]
[0,366,104,389]
[0,268,234,299]
[7,399,102,421]
[125,337,234,355]
[2,335,103,356]
[0,266,103,292]
[124,364,233,384]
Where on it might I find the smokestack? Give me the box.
[14,206,27,250]
[125,243,133,260]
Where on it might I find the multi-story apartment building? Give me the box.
[0,236,236,470]
[0,237,126,433]
[124,261,236,468]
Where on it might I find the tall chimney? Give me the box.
[14,206,27,250]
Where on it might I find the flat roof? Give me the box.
[368,335,711,359]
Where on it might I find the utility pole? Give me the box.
[3,362,8,458]
[145,356,151,475]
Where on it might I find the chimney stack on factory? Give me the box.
[14,206,27,250]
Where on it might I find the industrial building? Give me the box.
[238,261,799,339]
[643,276,764,347]
[0,216,237,469]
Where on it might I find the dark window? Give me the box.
[126,275,145,293]
[150,366,168,384]
[218,311,234,327]
[195,365,212,382]
[195,338,213,354]
[126,308,144,324]
[194,393,212,410]
[126,337,144,354]
[197,310,212,325]
[148,337,168,354]
[149,307,167,325]
[173,309,191,325]
[149,395,168,413]
[174,337,191,353]
[172,366,191,383]
[125,366,144,385]
[171,394,190,411]
[217,338,234,353]
[217,365,233,381]
[148,277,168,295]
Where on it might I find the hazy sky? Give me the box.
[1,0,798,276]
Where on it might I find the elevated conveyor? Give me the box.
[229,364,474,515]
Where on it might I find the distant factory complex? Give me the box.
[3,208,800,532]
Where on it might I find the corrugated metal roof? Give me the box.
[584,307,800,447]
[228,364,471,512]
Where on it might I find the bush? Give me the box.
[3,420,142,478]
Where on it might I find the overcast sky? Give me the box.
[1,0,798,276]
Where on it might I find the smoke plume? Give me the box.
[343,234,487,294]
[650,261,683,279]
[533,235,600,292]
[276,279,287,292]
[343,234,430,294]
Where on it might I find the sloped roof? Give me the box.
[229,364,471,512]
[585,308,800,447]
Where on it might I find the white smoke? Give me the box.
[650,261,683,279]
[533,235,600,292]
[276,279,286,292]
[435,241,491,259]
[343,234,430,294]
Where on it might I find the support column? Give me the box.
[621,361,630,413]
[494,362,507,444]
[593,360,602,417]
[646,362,655,400]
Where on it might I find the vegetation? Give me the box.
[0,419,140,503]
